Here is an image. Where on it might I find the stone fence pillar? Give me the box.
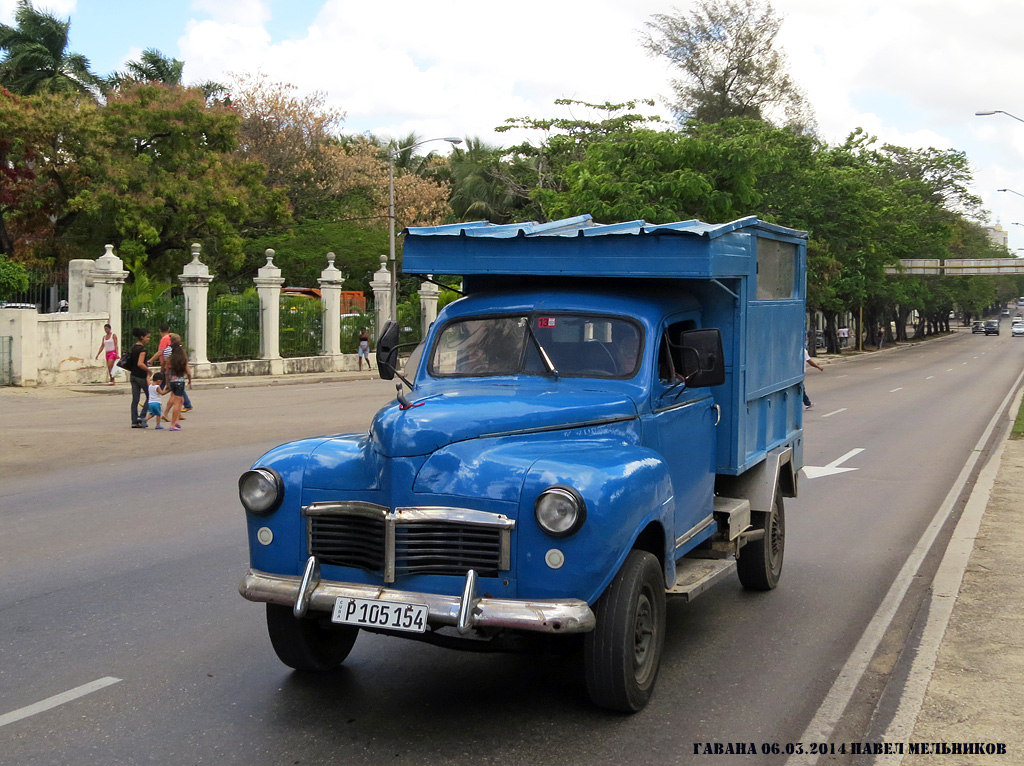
[318,252,344,360]
[254,249,284,374]
[370,254,393,337]
[68,245,128,338]
[179,244,213,365]
[419,277,440,336]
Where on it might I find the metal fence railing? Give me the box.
[122,299,186,342]
[0,336,12,386]
[4,270,68,313]
[280,297,323,358]
[208,300,260,362]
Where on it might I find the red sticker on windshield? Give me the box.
[537,317,557,328]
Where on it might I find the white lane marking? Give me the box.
[0,677,121,728]
[890,387,903,393]
[784,367,1024,766]
[802,448,864,479]
[926,376,934,380]
[822,408,847,418]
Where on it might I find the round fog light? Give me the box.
[257,527,274,545]
[534,485,586,538]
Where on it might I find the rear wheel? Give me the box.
[736,490,785,591]
[266,604,359,671]
[584,550,666,712]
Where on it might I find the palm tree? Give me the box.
[110,48,185,87]
[448,137,523,223]
[0,0,100,96]
[106,47,226,101]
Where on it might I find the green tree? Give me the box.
[497,99,664,220]
[642,0,812,129]
[0,88,106,264]
[0,0,100,97]
[0,253,28,297]
[77,83,290,277]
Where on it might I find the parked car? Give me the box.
[972,321,986,334]
[985,320,1000,335]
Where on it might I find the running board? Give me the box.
[666,557,737,602]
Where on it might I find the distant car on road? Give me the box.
[972,321,986,334]
[985,319,1000,335]
[1013,322,1024,338]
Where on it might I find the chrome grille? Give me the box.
[305,503,513,583]
[394,523,504,577]
[309,513,386,571]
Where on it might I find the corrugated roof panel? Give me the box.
[405,215,805,241]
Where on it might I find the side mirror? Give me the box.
[376,321,400,381]
[678,328,725,388]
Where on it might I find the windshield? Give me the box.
[429,313,643,379]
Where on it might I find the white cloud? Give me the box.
[179,0,674,145]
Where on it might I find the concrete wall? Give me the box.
[1,309,111,386]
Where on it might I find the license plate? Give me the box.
[331,597,428,633]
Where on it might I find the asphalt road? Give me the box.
[1,330,1021,765]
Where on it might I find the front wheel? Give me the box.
[266,604,359,671]
[736,491,785,591]
[584,550,666,712]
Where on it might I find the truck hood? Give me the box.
[370,384,639,458]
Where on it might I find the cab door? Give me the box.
[642,319,718,551]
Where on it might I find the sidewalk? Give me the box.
[887,438,1024,763]
[65,367,381,394]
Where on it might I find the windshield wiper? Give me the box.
[525,318,558,377]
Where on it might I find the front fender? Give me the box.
[516,446,673,604]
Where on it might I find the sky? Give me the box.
[4,0,1024,252]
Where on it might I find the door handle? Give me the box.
[711,404,721,426]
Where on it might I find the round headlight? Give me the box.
[239,468,283,516]
[534,486,586,538]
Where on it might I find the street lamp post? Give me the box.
[975,110,1024,124]
[388,136,462,324]
[998,188,1024,200]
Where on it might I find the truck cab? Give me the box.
[239,215,808,712]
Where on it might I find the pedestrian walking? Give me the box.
[162,331,193,412]
[166,340,192,431]
[127,328,153,428]
[804,347,824,409]
[876,325,885,350]
[146,373,169,429]
[358,327,371,371]
[94,323,119,384]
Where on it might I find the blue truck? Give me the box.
[238,214,808,712]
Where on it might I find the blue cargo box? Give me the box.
[402,215,808,476]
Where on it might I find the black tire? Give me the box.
[265,604,359,671]
[584,550,666,713]
[736,491,785,591]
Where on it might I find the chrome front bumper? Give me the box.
[239,558,595,635]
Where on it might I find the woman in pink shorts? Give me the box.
[94,323,119,384]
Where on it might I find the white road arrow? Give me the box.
[802,448,865,479]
